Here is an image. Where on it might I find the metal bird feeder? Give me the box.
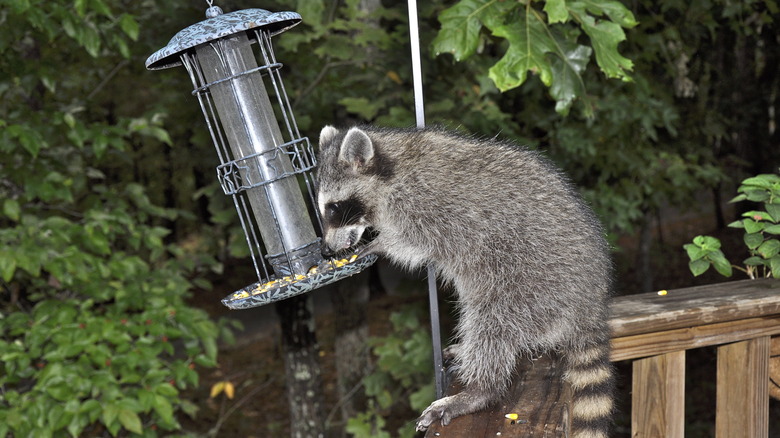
[145,2,377,309]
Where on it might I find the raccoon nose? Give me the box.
[321,241,336,258]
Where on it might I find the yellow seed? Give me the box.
[349,254,358,263]
[658,290,668,296]
[505,413,519,420]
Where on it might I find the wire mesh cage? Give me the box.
[146,6,377,309]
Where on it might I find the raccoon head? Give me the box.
[316,126,385,256]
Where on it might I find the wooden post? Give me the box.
[715,336,770,438]
[631,351,685,438]
[424,354,572,438]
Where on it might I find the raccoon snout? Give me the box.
[321,241,337,258]
[321,227,363,257]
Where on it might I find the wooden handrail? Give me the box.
[611,278,780,438]
[424,279,780,438]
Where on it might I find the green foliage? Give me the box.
[345,307,435,438]
[684,235,733,277]
[432,0,637,115]
[684,172,780,279]
[0,1,225,436]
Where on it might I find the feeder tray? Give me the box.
[222,253,378,309]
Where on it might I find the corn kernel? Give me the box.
[505,413,519,420]
[658,290,668,296]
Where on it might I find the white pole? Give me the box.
[407,0,444,400]
[408,0,426,129]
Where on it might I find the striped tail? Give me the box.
[563,341,616,438]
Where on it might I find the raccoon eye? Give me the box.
[323,198,367,226]
[324,202,339,220]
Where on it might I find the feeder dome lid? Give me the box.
[145,8,301,70]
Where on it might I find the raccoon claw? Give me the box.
[415,396,455,432]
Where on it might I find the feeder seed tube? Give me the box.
[195,33,317,275]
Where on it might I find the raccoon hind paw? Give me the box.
[415,397,457,431]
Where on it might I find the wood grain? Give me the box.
[424,354,572,438]
[716,337,770,438]
[611,315,780,362]
[610,278,780,338]
[631,351,685,438]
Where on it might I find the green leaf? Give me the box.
[549,40,592,115]
[3,199,21,221]
[408,382,435,412]
[694,235,721,250]
[0,251,17,282]
[568,2,633,80]
[729,193,748,203]
[180,399,199,418]
[744,219,765,234]
[154,382,179,397]
[117,409,142,435]
[488,9,556,91]
[757,239,780,259]
[766,204,780,223]
[743,256,766,266]
[75,0,88,16]
[708,252,733,277]
[153,394,175,425]
[739,189,770,203]
[742,210,774,222]
[689,259,710,277]
[740,174,779,189]
[295,0,325,30]
[81,26,101,58]
[90,0,113,18]
[119,14,139,41]
[579,0,639,28]
[770,255,780,278]
[101,403,119,430]
[544,0,569,23]
[727,220,745,229]
[764,224,780,235]
[431,0,486,61]
[683,243,706,261]
[744,232,764,250]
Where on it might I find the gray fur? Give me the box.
[316,125,614,436]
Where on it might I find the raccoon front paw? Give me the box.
[415,396,457,431]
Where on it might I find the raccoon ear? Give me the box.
[339,127,374,170]
[319,125,339,149]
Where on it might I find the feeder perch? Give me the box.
[145,4,377,309]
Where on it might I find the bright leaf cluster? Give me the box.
[432,0,637,115]
[684,172,780,279]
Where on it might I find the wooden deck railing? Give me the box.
[426,278,780,437]
[611,278,780,437]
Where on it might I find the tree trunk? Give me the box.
[276,295,326,438]
[330,272,371,433]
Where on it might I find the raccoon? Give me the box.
[315,125,615,437]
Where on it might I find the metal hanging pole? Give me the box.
[407,0,445,400]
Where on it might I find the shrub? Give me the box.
[0,115,222,437]
[684,171,780,279]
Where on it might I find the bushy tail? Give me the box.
[563,341,615,438]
